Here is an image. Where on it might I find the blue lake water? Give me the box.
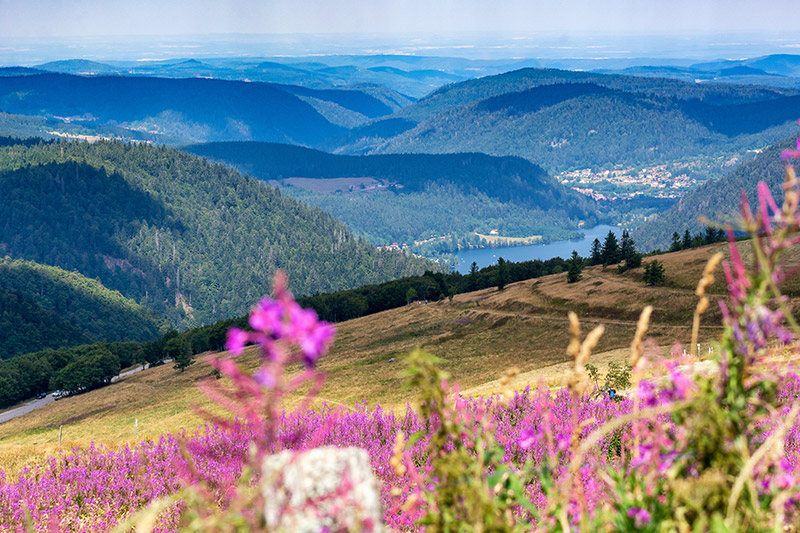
[453,225,621,274]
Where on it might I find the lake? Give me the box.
[453,225,621,274]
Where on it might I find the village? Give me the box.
[554,155,746,201]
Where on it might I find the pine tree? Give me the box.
[618,230,641,271]
[494,257,510,291]
[467,261,479,290]
[704,226,718,245]
[642,260,665,286]
[670,232,682,252]
[626,251,642,269]
[590,238,602,265]
[567,251,583,283]
[620,230,635,262]
[682,229,693,250]
[601,230,621,265]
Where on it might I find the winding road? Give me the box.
[0,359,170,425]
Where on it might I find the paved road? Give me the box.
[0,394,55,424]
[0,359,171,425]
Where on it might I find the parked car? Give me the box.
[36,392,47,399]
[53,390,63,400]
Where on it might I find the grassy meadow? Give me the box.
[2,241,798,475]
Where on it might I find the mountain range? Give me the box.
[0,73,408,144]
[342,68,800,172]
[1,66,797,178]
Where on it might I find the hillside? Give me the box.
[0,73,409,144]
[0,139,437,328]
[0,289,91,360]
[0,258,164,358]
[361,71,800,171]
[387,68,798,123]
[635,137,793,250]
[182,141,597,248]
[2,241,786,471]
[306,69,799,180]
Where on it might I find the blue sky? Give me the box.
[0,0,796,38]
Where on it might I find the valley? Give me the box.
[3,20,800,528]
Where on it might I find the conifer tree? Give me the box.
[643,260,665,286]
[590,238,602,265]
[670,232,682,252]
[620,230,635,262]
[494,257,510,291]
[704,226,718,245]
[601,230,621,265]
[618,230,642,271]
[567,251,583,283]
[682,229,693,250]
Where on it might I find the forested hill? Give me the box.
[634,137,793,251]
[0,73,407,144]
[338,68,800,171]
[182,141,595,219]
[0,258,164,359]
[392,68,799,123]
[0,139,437,329]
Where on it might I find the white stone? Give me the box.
[262,446,383,532]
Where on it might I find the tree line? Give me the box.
[0,314,250,408]
[567,229,664,286]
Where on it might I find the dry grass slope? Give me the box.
[2,242,798,473]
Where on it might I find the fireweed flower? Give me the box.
[627,506,651,528]
[224,274,335,369]
[225,327,249,355]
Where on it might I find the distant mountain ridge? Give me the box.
[345,68,800,171]
[0,73,411,145]
[29,55,545,98]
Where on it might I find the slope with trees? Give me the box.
[372,79,799,171]
[318,68,800,178]
[0,258,165,358]
[0,289,91,360]
[183,141,598,251]
[635,137,793,251]
[0,139,437,328]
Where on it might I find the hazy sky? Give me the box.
[0,0,797,38]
